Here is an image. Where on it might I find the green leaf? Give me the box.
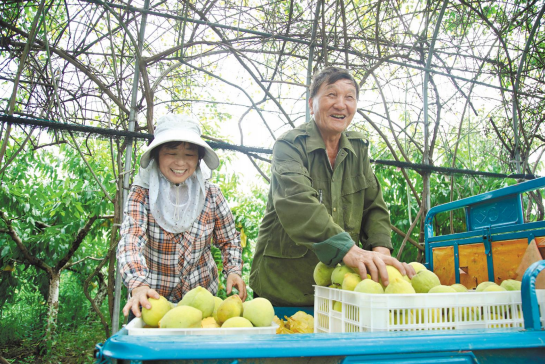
[1,246,10,258]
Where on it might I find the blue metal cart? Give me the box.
[424,177,545,288]
[96,177,545,364]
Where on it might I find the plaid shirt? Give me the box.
[117,182,242,303]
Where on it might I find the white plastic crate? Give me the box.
[314,286,545,333]
[126,317,278,336]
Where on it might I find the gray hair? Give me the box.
[309,67,360,100]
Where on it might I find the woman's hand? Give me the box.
[226,273,247,302]
[122,285,160,318]
[342,245,415,286]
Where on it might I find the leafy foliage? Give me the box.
[209,157,268,299]
[1,0,545,362]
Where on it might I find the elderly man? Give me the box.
[250,67,414,306]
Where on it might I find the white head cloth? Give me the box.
[133,114,216,234]
[133,160,211,234]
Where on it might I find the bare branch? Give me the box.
[247,155,270,184]
[358,110,422,206]
[391,224,424,252]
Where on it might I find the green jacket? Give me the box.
[249,120,393,306]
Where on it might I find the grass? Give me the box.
[0,271,111,364]
[0,319,106,364]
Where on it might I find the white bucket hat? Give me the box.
[140,114,219,170]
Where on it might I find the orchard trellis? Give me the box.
[1,0,544,337]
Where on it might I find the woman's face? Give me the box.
[158,142,199,184]
[309,78,358,138]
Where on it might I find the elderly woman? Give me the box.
[117,114,246,318]
[249,67,414,306]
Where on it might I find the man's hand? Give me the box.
[122,285,160,318]
[227,273,247,301]
[373,246,416,280]
[342,246,415,287]
[400,262,416,279]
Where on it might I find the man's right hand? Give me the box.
[342,245,407,287]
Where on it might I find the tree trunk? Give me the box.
[43,270,61,348]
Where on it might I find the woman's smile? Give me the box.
[158,143,199,184]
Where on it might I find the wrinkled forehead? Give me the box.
[321,79,357,93]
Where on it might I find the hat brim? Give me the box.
[140,133,219,170]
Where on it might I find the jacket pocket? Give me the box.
[341,175,368,196]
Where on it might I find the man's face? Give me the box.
[309,79,358,138]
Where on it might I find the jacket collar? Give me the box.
[306,119,356,156]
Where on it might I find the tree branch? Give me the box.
[0,209,52,275]
[358,110,421,206]
[55,215,99,271]
[247,155,270,184]
[0,18,130,115]
[391,224,424,252]
[396,204,424,259]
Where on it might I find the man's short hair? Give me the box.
[309,66,360,100]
